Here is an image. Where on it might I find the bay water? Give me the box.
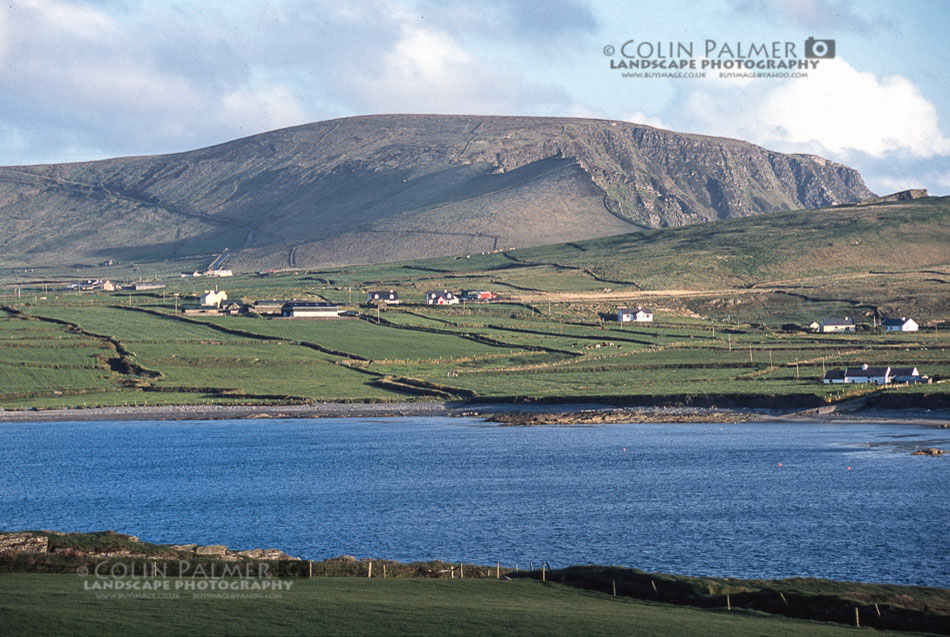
[1,418,947,586]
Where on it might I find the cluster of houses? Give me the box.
[365,290,498,306]
[181,269,233,278]
[64,279,117,292]
[811,317,919,333]
[176,287,501,318]
[64,280,166,292]
[823,364,930,385]
[183,292,345,319]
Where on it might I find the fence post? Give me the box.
[612,579,617,597]
[368,562,372,578]
[496,562,500,579]
[855,607,860,628]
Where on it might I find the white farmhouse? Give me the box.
[201,289,228,308]
[820,317,855,333]
[881,317,918,332]
[618,307,653,322]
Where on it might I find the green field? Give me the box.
[0,574,912,637]
[0,199,946,411]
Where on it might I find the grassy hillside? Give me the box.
[2,530,945,634]
[0,114,872,270]
[0,574,918,637]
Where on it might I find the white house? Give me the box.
[844,364,892,384]
[366,290,400,306]
[425,290,459,305]
[882,317,918,332]
[823,363,891,385]
[820,317,855,333]
[618,307,653,322]
[824,364,928,385]
[201,290,228,307]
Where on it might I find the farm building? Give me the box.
[882,317,918,332]
[822,369,847,383]
[74,279,112,291]
[891,367,931,384]
[461,290,497,301]
[183,305,221,316]
[617,307,653,322]
[808,321,821,331]
[819,317,855,333]
[366,290,400,306]
[282,302,341,319]
[221,302,246,316]
[252,300,288,316]
[426,290,459,305]
[201,290,228,308]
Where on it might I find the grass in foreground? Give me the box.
[0,574,910,637]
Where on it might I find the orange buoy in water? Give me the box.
[777,462,782,467]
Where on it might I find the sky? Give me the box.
[0,0,947,195]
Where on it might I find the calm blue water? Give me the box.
[1,418,947,586]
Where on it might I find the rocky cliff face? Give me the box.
[0,115,873,269]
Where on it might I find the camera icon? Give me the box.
[804,37,835,59]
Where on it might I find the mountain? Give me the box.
[0,114,874,270]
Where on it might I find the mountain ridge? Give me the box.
[0,114,874,270]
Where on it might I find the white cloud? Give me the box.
[20,0,117,40]
[220,84,309,134]
[387,25,473,84]
[0,1,585,163]
[347,20,570,115]
[0,10,9,65]
[624,111,669,130]
[730,0,878,34]
[676,58,950,159]
[758,60,949,157]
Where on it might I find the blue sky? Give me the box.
[0,0,947,194]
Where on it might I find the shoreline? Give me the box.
[1,400,948,426]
